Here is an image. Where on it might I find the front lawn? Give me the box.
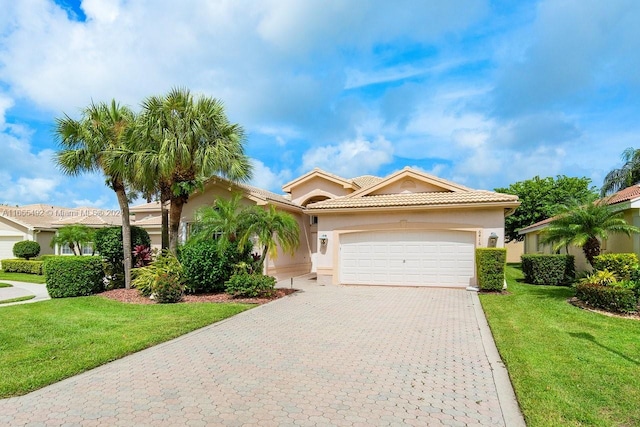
[0,297,253,397]
[480,265,640,427]
[0,271,46,284]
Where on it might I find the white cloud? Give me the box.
[301,136,394,177]
[249,159,292,193]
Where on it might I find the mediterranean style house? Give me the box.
[1,167,520,288]
[131,167,520,288]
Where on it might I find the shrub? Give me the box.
[521,254,575,286]
[12,241,41,260]
[592,253,638,281]
[225,273,276,298]
[0,259,43,274]
[579,270,617,286]
[615,280,640,299]
[94,226,151,287]
[44,256,104,298]
[575,283,637,314]
[132,252,184,303]
[179,240,252,293]
[475,248,506,291]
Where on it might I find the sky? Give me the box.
[1,0,640,209]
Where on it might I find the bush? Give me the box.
[12,241,41,260]
[44,256,104,298]
[575,283,638,313]
[132,252,184,303]
[475,248,506,291]
[94,226,151,287]
[592,253,638,281]
[521,254,575,286]
[0,259,43,274]
[225,273,276,298]
[179,240,252,293]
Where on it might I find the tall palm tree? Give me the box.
[243,205,300,272]
[136,88,252,253]
[601,147,640,196]
[541,201,640,265]
[55,100,136,288]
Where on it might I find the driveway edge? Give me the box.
[471,291,527,427]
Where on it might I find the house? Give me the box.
[518,184,640,272]
[0,204,121,259]
[132,167,520,288]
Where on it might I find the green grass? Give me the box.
[0,295,35,304]
[0,282,12,288]
[480,264,640,427]
[0,297,253,397]
[0,271,46,284]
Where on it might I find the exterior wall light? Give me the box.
[319,234,328,246]
[488,232,499,248]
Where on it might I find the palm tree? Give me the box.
[136,88,252,253]
[55,100,136,288]
[541,201,640,265]
[189,194,248,244]
[50,224,96,256]
[601,147,640,196]
[243,205,300,272]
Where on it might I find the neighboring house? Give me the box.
[0,204,121,259]
[518,184,640,272]
[131,167,520,288]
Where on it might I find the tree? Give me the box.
[243,205,300,272]
[189,194,248,244]
[55,101,136,288]
[601,147,640,196]
[495,176,598,242]
[50,225,95,256]
[540,202,640,266]
[136,88,252,253]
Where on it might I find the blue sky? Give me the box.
[1,0,640,208]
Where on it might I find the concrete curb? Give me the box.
[471,291,527,427]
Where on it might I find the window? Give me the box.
[310,215,318,225]
[61,244,73,255]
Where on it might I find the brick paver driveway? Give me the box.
[0,277,524,426]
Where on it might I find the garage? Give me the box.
[0,235,23,261]
[340,230,475,287]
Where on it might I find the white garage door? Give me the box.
[0,236,22,261]
[340,230,475,287]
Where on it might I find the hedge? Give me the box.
[592,253,638,281]
[1,259,43,274]
[12,241,41,260]
[521,254,575,286]
[225,273,276,297]
[476,248,506,291]
[575,283,638,314]
[44,256,104,298]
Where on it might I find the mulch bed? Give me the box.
[569,297,640,320]
[98,288,298,305]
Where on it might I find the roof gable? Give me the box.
[282,168,357,193]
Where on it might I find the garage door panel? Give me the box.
[340,230,475,287]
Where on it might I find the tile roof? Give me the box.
[133,215,162,226]
[605,184,640,205]
[351,175,384,189]
[306,191,519,210]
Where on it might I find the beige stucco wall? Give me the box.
[523,231,590,272]
[505,240,524,263]
[288,177,352,205]
[314,207,507,285]
[36,231,55,255]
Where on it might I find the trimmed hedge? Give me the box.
[521,254,575,286]
[592,253,638,281]
[225,273,276,297]
[0,259,43,275]
[12,241,41,260]
[476,248,506,291]
[575,283,638,314]
[44,256,104,298]
[179,240,252,293]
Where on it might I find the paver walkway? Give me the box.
[0,277,524,426]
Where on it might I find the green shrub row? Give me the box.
[521,254,575,286]
[225,273,276,297]
[575,283,638,314]
[12,241,41,260]
[592,253,638,280]
[44,256,104,298]
[1,259,44,275]
[476,248,506,291]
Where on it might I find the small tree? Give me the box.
[51,224,95,256]
[12,241,41,260]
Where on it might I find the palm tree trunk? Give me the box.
[259,245,269,274]
[114,182,132,289]
[583,236,601,266]
[160,182,170,250]
[168,195,186,254]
